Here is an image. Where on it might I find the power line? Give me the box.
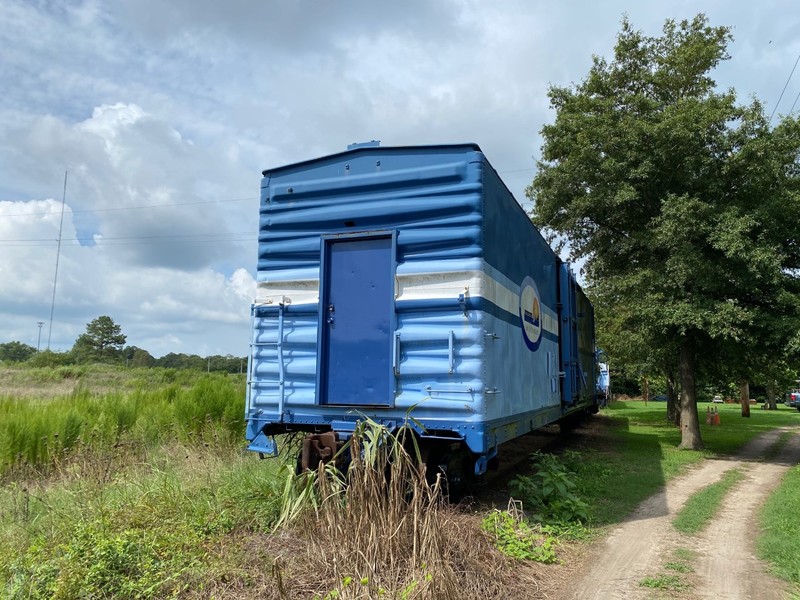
[789,86,800,115]
[0,195,258,218]
[47,170,68,350]
[0,234,258,248]
[769,52,800,125]
[498,167,535,174]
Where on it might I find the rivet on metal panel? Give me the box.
[287,187,293,193]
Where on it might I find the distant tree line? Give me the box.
[0,316,246,373]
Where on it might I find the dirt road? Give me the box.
[560,427,800,600]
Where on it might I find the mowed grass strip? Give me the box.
[673,468,744,534]
[759,459,800,586]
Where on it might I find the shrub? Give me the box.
[480,508,558,563]
[509,451,588,523]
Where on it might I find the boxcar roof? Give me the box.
[261,143,482,177]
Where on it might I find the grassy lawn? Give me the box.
[759,462,800,589]
[574,400,800,593]
[573,401,800,526]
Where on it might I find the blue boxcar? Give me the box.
[245,142,597,476]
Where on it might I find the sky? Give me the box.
[1,0,799,358]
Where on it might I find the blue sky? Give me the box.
[1,0,798,356]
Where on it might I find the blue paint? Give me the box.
[319,234,394,406]
[247,143,598,469]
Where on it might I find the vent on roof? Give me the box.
[347,140,381,150]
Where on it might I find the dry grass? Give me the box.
[266,422,542,599]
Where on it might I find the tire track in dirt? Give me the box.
[694,431,800,600]
[561,428,800,600]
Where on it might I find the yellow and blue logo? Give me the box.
[520,276,542,351]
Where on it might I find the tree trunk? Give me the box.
[666,371,680,426]
[642,377,650,404]
[678,337,704,450]
[740,380,751,418]
[767,381,777,411]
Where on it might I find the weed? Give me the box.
[639,573,688,591]
[481,508,558,563]
[0,373,245,478]
[509,451,588,523]
[0,446,284,599]
[664,561,692,573]
[673,547,694,561]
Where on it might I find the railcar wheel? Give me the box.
[426,444,473,502]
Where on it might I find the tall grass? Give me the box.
[274,420,533,599]
[0,374,244,477]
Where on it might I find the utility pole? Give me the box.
[47,170,68,350]
[36,321,44,351]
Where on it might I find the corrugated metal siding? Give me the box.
[480,164,562,423]
[247,144,595,457]
[250,146,488,442]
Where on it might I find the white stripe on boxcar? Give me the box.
[255,270,559,336]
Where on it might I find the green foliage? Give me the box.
[673,547,695,562]
[123,346,156,368]
[0,448,283,599]
[529,13,800,448]
[480,510,558,563]
[673,468,744,533]
[154,352,246,373]
[0,341,37,363]
[570,402,800,526]
[509,451,588,523]
[26,349,74,368]
[664,561,692,573]
[72,315,127,363]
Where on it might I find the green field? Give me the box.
[0,365,285,598]
[1,365,799,598]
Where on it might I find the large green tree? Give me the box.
[72,316,127,363]
[528,15,800,449]
[0,341,37,362]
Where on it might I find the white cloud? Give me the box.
[1,0,798,356]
